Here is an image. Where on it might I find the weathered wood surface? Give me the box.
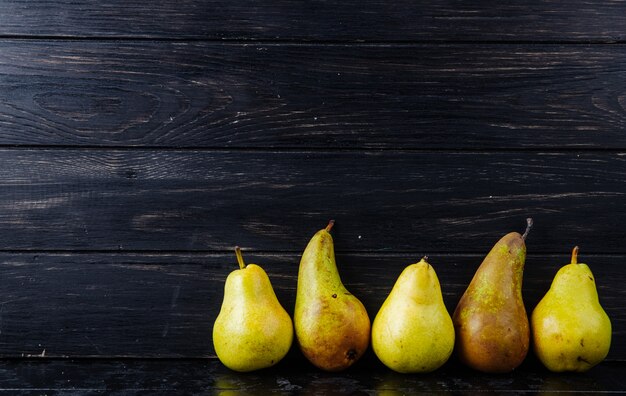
[0,252,621,359]
[0,1,625,41]
[0,149,625,253]
[1,0,625,391]
[1,42,626,149]
[0,359,622,394]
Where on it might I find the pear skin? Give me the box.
[213,247,293,372]
[294,220,371,371]
[452,218,532,373]
[531,247,611,372]
[372,257,455,373]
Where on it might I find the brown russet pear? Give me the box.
[294,220,371,371]
[531,247,611,372]
[452,218,533,373]
[213,247,293,372]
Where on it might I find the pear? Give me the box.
[452,218,533,373]
[372,257,455,373]
[531,246,611,372]
[294,220,371,371]
[213,247,293,372]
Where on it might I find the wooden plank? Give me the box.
[0,1,625,41]
[0,149,626,253]
[2,42,626,149]
[0,252,622,359]
[0,359,623,394]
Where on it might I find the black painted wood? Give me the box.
[1,42,626,149]
[2,0,626,392]
[0,252,621,359]
[0,358,620,394]
[0,149,625,253]
[0,1,625,41]
[0,359,622,394]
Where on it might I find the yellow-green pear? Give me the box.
[372,257,455,373]
[531,246,611,372]
[213,247,293,372]
[294,220,371,371]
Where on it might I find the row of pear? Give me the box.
[213,218,611,374]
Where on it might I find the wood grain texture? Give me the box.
[0,1,625,41]
[0,359,623,394]
[1,42,626,148]
[0,149,625,253]
[0,252,621,359]
[1,0,625,390]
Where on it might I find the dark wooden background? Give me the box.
[1,1,626,393]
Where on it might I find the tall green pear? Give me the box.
[372,257,455,373]
[213,247,293,372]
[294,220,370,371]
[452,218,533,373]
[531,246,611,372]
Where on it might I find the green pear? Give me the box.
[452,218,533,373]
[372,257,455,373]
[294,220,371,371]
[531,246,611,372]
[213,247,293,372]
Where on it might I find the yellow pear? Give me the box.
[372,257,455,373]
[294,220,371,371]
[531,246,611,372]
[213,247,293,372]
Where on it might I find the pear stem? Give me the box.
[325,220,335,232]
[572,246,579,264]
[522,218,533,240]
[235,246,246,269]
[422,255,429,262]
